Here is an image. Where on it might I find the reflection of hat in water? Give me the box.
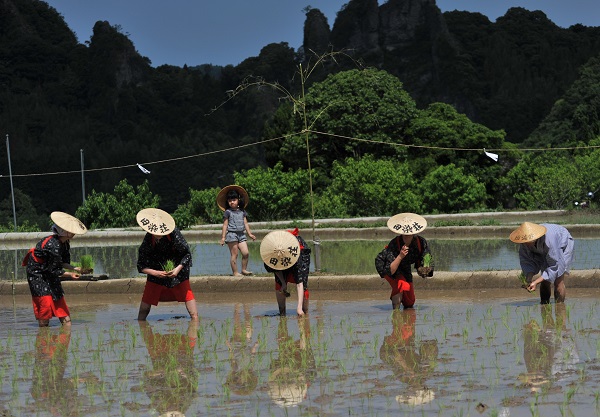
[225,368,259,396]
[260,230,301,271]
[396,389,435,405]
[387,213,427,235]
[50,211,88,235]
[158,412,185,417]
[216,185,249,211]
[509,222,547,243]
[136,208,176,236]
[267,368,307,407]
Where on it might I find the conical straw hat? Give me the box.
[136,208,176,236]
[387,213,427,235]
[260,230,300,271]
[50,212,88,235]
[509,222,547,243]
[216,185,249,211]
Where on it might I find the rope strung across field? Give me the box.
[3,129,600,178]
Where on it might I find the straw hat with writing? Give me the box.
[260,230,300,271]
[136,208,176,236]
[387,213,427,235]
[509,222,547,243]
[50,211,88,235]
[216,185,249,211]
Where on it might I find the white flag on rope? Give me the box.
[484,149,499,162]
[137,163,151,174]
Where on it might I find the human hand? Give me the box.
[527,282,537,292]
[399,245,409,260]
[219,237,225,246]
[70,272,81,280]
[249,233,256,241]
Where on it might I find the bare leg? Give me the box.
[275,271,288,295]
[227,242,241,276]
[38,319,50,327]
[138,301,152,321]
[554,274,566,303]
[391,292,403,310]
[185,299,199,321]
[276,290,287,316]
[302,291,309,314]
[59,316,72,327]
[539,280,552,304]
[296,283,305,316]
[238,241,252,275]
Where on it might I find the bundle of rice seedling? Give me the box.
[162,259,176,273]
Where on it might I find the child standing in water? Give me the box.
[218,185,256,276]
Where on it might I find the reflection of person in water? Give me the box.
[379,309,438,405]
[30,327,88,416]
[267,317,316,407]
[137,320,199,416]
[520,303,580,392]
[224,303,259,395]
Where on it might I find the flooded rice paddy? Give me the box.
[3,289,600,417]
[2,238,600,279]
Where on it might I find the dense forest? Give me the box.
[1,0,600,230]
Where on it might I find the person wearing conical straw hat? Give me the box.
[375,213,434,310]
[23,212,88,327]
[136,208,198,321]
[261,228,311,316]
[217,185,256,276]
[509,222,574,304]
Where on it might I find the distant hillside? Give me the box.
[0,0,599,222]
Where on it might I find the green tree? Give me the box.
[173,187,222,228]
[75,179,160,229]
[316,156,422,217]
[502,153,585,209]
[419,164,488,213]
[234,163,313,221]
[274,68,417,174]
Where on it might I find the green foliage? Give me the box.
[316,156,422,217]
[501,153,585,209]
[0,220,41,233]
[0,188,48,230]
[234,163,312,221]
[173,187,222,227]
[75,179,160,229]
[419,164,488,213]
[276,68,416,172]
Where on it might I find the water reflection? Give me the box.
[379,309,438,405]
[267,317,316,408]
[224,304,259,396]
[133,320,199,416]
[30,327,93,416]
[519,304,580,393]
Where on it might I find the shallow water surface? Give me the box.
[2,289,600,417]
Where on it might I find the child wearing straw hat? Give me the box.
[509,222,574,304]
[217,185,256,276]
[376,213,434,310]
[24,212,89,327]
[261,228,311,316]
[136,208,198,321]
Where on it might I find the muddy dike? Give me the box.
[2,269,599,296]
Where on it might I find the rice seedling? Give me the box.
[161,259,176,273]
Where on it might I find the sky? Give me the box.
[44,0,599,68]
